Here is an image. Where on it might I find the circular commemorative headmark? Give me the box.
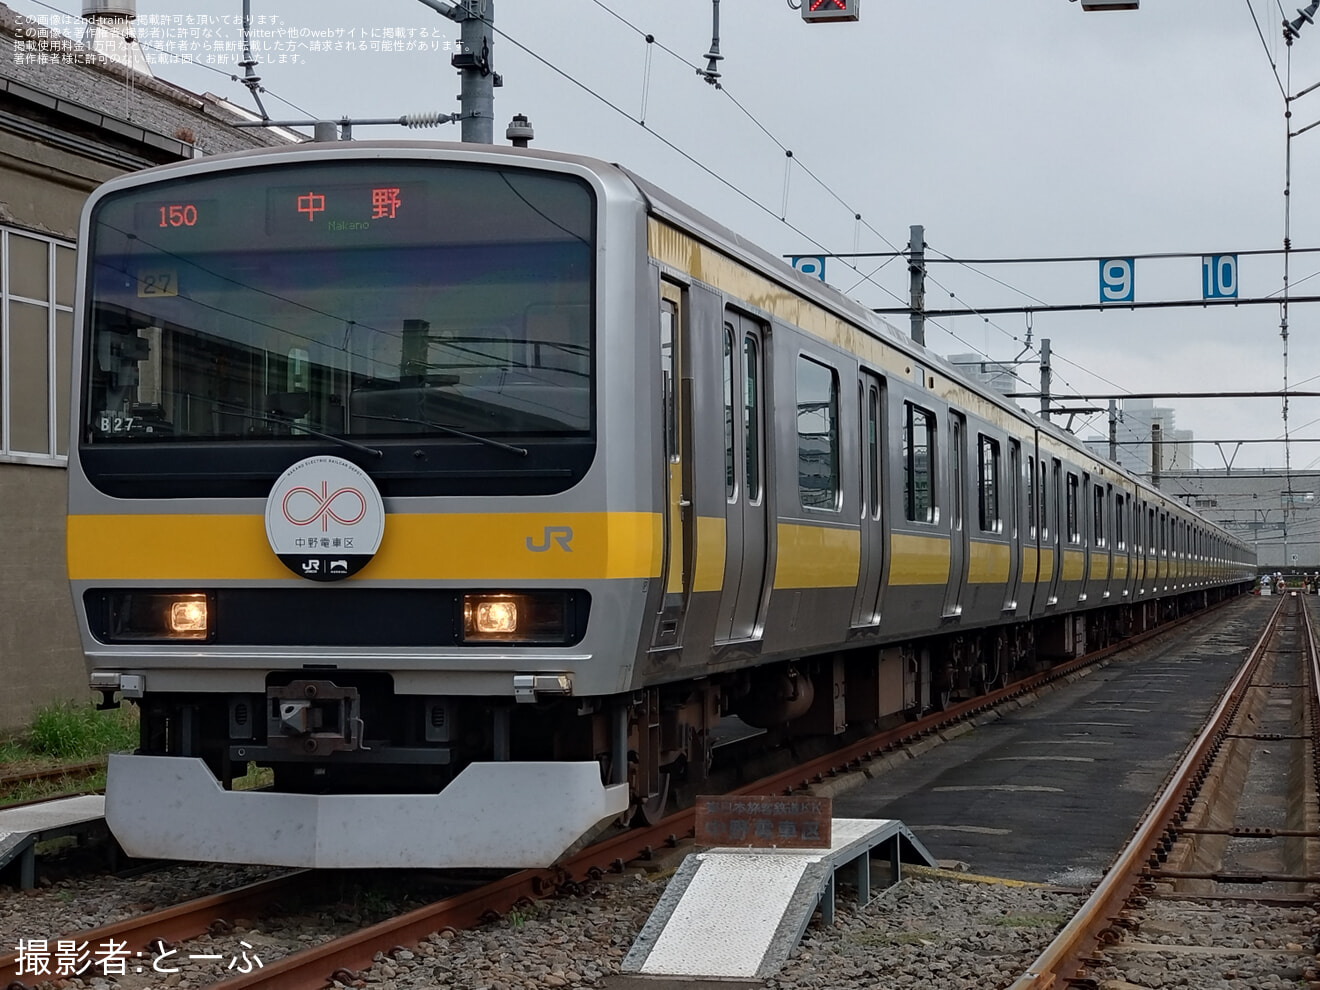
[265,455,385,582]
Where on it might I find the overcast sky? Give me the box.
[9,0,1320,470]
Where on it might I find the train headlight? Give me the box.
[473,598,518,634]
[170,598,208,633]
[460,592,575,644]
[101,591,212,642]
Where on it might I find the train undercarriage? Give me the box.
[121,585,1246,839]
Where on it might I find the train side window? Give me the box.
[903,402,935,523]
[978,435,1000,533]
[1066,473,1080,545]
[796,356,839,511]
[723,326,735,499]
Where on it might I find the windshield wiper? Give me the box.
[217,404,384,459]
[352,413,528,457]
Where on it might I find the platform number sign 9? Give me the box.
[792,256,827,281]
[801,0,860,22]
[1099,258,1135,304]
[1201,255,1238,299]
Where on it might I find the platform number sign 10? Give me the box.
[1201,255,1238,299]
[792,256,827,281]
[1099,258,1135,304]
[801,0,860,23]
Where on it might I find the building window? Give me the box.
[2,226,74,464]
[796,355,839,510]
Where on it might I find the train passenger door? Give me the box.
[715,315,769,643]
[651,285,692,649]
[852,372,886,626]
[942,413,968,618]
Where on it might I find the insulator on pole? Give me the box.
[401,111,454,128]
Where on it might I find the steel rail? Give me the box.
[202,594,1251,990]
[0,760,105,788]
[0,871,312,984]
[1004,595,1288,990]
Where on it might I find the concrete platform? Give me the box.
[0,794,105,888]
[831,597,1271,886]
[621,818,935,980]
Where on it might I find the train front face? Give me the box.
[66,145,655,868]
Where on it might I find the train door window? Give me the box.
[977,435,1000,532]
[866,381,882,519]
[903,402,935,523]
[1027,457,1037,540]
[951,419,964,532]
[1048,459,1059,541]
[660,301,678,463]
[745,335,762,503]
[1115,494,1126,549]
[797,356,839,511]
[723,326,735,499]
[1008,440,1020,538]
[1092,484,1106,548]
[1066,472,1080,544]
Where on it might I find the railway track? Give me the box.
[0,760,104,790]
[1007,593,1320,990]
[0,596,1244,990]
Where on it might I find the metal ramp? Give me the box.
[622,817,935,980]
[0,795,105,889]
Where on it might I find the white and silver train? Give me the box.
[66,141,1256,868]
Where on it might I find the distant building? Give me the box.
[1085,398,1194,477]
[946,352,1022,398]
[0,1,294,729]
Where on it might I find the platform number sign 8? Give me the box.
[1099,258,1135,304]
[1201,255,1238,299]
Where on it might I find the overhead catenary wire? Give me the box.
[572,1,1117,422]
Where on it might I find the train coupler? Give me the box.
[267,679,368,754]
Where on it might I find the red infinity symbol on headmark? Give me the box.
[282,482,367,532]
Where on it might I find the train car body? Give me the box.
[66,141,1255,868]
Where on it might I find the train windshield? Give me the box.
[82,161,594,456]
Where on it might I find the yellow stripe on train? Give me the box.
[774,522,860,589]
[889,533,951,587]
[967,541,1010,584]
[67,512,665,582]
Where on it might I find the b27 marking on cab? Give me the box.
[526,526,574,552]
